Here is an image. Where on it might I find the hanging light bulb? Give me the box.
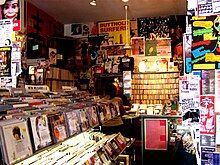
[0,0,5,5]
[123,5,131,50]
[90,0,96,6]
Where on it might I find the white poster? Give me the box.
[180,75,201,125]
[0,19,13,47]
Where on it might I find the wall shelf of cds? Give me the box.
[131,71,180,104]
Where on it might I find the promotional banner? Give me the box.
[191,16,220,70]
[98,19,130,45]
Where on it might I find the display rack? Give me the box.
[131,71,180,104]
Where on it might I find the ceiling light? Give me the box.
[0,0,5,5]
[122,0,129,2]
[90,0,96,6]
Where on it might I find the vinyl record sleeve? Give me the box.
[85,106,99,128]
[48,113,68,143]
[29,115,52,151]
[78,109,90,132]
[65,110,81,136]
[0,119,33,164]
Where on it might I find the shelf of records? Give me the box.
[0,91,127,165]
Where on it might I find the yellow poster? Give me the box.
[98,19,130,45]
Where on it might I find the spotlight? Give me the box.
[90,0,96,6]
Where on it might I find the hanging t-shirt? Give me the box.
[119,56,134,72]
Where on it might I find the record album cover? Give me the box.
[29,115,52,151]
[48,113,68,143]
[65,110,81,136]
[0,119,33,164]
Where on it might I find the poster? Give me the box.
[98,20,130,45]
[201,147,215,165]
[179,75,201,125]
[198,0,213,16]
[64,22,98,38]
[197,0,220,16]
[145,39,157,56]
[191,16,220,70]
[131,37,145,56]
[0,47,11,76]
[202,70,215,95]
[0,76,16,88]
[48,48,57,65]
[0,19,13,47]
[144,119,168,150]
[0,0,23,31]
[200,95,215,135]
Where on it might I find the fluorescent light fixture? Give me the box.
[90,0,96,6]
[122,0,129,2]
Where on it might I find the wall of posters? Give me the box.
[98,20,130,45]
